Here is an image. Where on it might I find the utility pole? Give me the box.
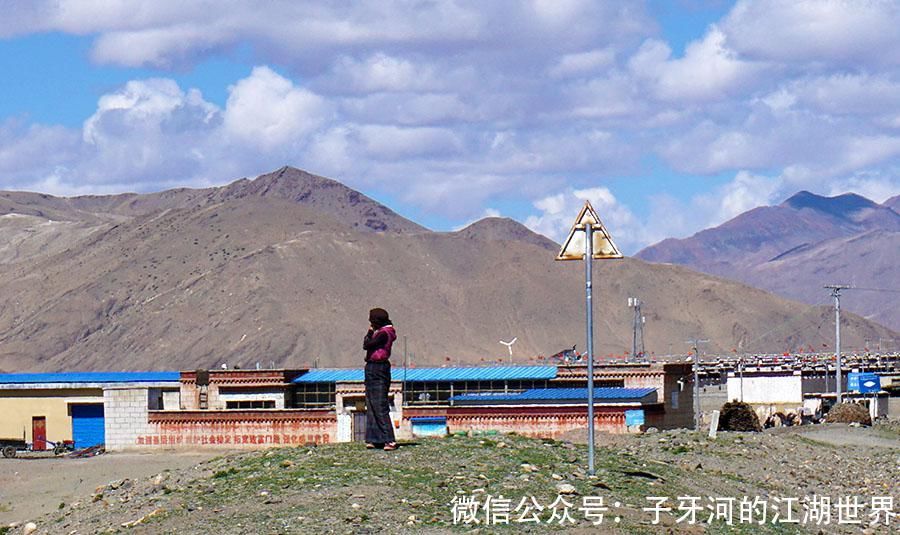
[825,285,850,404]
[686,338,709,431]
[628,297,645,361]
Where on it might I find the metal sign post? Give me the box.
[555,201,622,476]
[584,222,595,474]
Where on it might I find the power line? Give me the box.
[842,287,900,293]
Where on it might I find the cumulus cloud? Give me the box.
[722,0,900,66]
[629,27,765,102]
[525,186,644,252]
[1,1,900,251]
[223,66,331,151]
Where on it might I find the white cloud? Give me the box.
[697,171,781,223]
[525,186,643,253]
[723,0,900,67]
[2,1,900,253]
[223,66,331,151]
[548,48,616,78]
[629,27,766,102]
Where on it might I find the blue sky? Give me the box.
[1,1,899,253]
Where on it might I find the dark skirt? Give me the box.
[364,361,396,444]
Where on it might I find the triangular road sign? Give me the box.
[556,200,623,261]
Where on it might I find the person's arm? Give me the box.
[363,329,388,350]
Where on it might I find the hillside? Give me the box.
[11,424,900,533]
[637,191,900,331]
[0,168,895,372]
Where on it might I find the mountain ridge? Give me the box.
[637,190,900,331]
[0,168,895,371]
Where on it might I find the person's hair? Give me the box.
[369,307,391,329]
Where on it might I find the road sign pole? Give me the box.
[584,222,595,476]
[555,200,622,479]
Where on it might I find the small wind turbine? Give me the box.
[499,337,518,363]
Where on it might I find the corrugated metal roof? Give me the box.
[0,372,181,385]
[293,366,557,383]
[450,387,657,402]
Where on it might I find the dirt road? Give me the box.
[0,451,220,526]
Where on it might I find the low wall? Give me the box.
[404,405,654,438]
[111,410,336,450]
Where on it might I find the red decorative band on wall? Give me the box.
[148,409,336,424]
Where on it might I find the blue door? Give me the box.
[71,404,105,448]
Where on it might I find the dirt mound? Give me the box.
[718,401,762,432]
[825,402,872,426]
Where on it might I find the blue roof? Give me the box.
[450,387,657,403]
[293,366,557,383]
[0,372,181,385]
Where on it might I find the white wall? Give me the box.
[726,373,803,404]
[104,387,152,451]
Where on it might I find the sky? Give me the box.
[1,1,899,254]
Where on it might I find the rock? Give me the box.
[351,503,361,509]
[556,483,578,495]
[281,460,294,468]
[645,427,659,434]
[23,523,37,535]
[551,474,563,480]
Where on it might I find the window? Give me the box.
[293,383,336,408]
[403,379,551,406]
[550,379,625,388]
[226,400,276,409]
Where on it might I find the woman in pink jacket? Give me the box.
[363,307,398,450]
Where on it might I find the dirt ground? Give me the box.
[0,451,220,526]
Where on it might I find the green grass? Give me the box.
[137,434,808,533]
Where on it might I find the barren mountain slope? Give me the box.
[637,191,900,330]
[0,181,894,371]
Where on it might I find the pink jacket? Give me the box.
[364,325,396,362]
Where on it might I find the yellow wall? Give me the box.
[0,389,103,445]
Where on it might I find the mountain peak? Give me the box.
[214,166,427,234]
[782,190,879,216]
[454,217,558,251]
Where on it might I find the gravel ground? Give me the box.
[0,451,220,527]
[3,422,897,535]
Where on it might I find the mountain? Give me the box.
[452,217,559,251]
[637,191,900,331]
[0,169,895,372]
[885,195,900,213]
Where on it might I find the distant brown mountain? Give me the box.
[637,191,900,332]
[0,169,895,372]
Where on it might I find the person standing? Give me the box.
[363,307,398,450]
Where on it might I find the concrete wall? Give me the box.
[448,407,627,437]
[135,411,337,449]
[727,373,802,404]
[104,387,154,451]
[0,388,103,444]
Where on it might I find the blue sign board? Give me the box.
[848,372,881,393]
[625,409,645,427]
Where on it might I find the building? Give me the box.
[1,363,693,451]
[725,368,889,421]
[0,372,179,450]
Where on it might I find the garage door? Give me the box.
[71,404,105,448]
